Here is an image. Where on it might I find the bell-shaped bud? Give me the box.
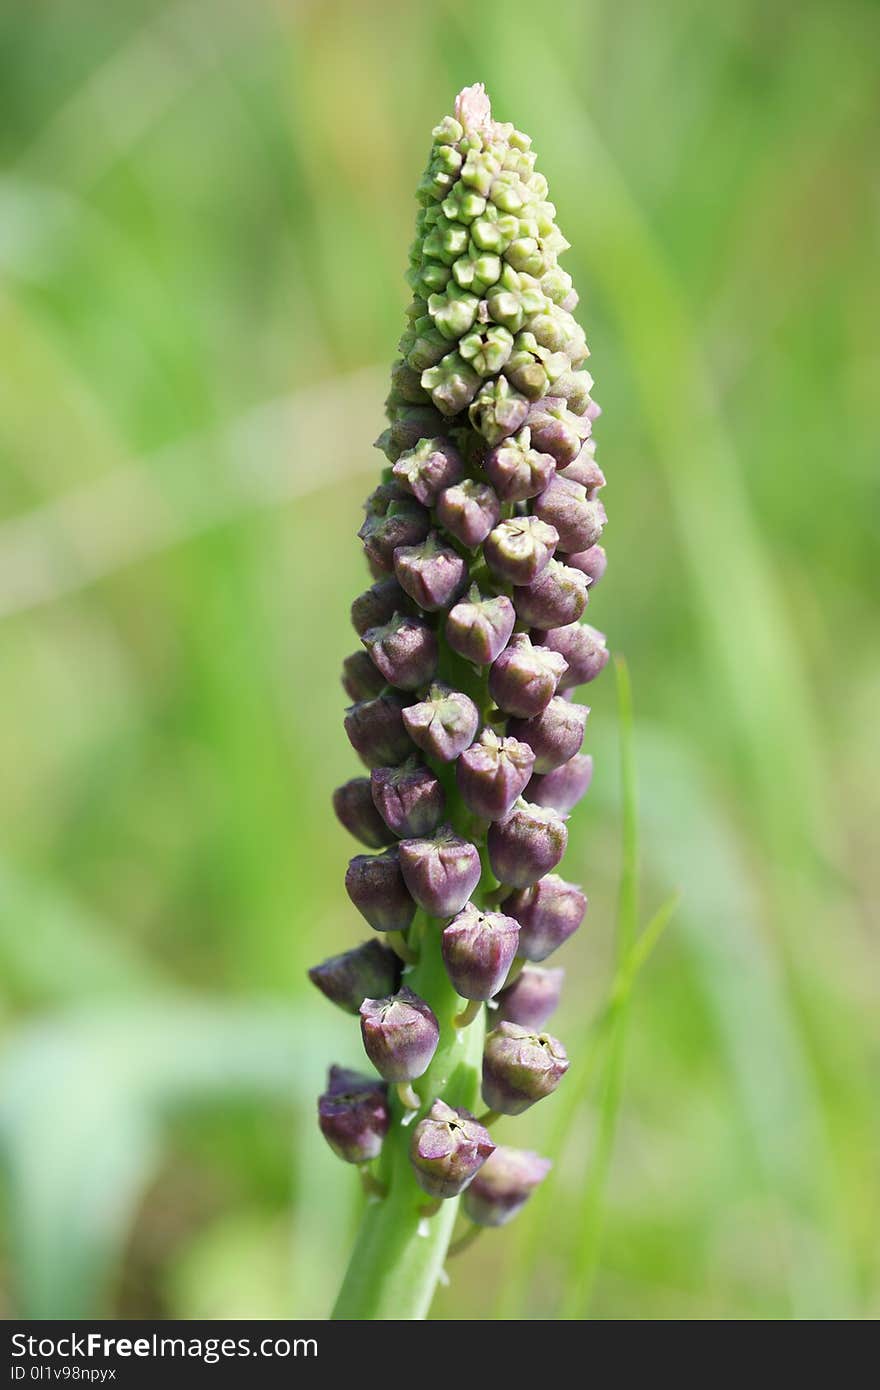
[363,480,409,516]
[497,965,564,1029]
[503,874,587,961]
[462,1146,552,1226]
[393,533,469,612]
[318,1066,390,1164]
[483,516,558,585]
[362,613,438,691]
[533,476,607,553]
[333,777,394,848]
[527,397,591,465]
[436,478,501,547]
[446,586,515,665]
[508,697,588,773]
[468,376,529,445]
[441,903,520,1000]
[351,578,411,637]
[488,633,568,717]
[536,623,609,689]
[344,691,413,769]
[359,985,440,1082]
[564,544,607,586]
[487,799,568,887]
[528,753,593,814]
[377,404,447,462]
[398,825,482,917]
[559,441,605,494]
[308,939,402,1014]
[358,500,431,572]
[484,428,556,502]
[456,729,535,821]
[513,558,589,628]
[482,1022,569,1115]
[370,758,445,838]
[342,650,387,702]
[345,846,416,932]
[402,682,479,762]
[409,1100,495,1199]
[392,436,464,506]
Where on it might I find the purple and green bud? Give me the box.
[537,623,609,689]
[350,578,411,637]
[468,375,530,445]
[484,428,556,502]
[362,613,438,691]
[559,441,605,493]
[482,1022,569,1115]
[376,404,446,462]
[344,691,413,769]
[359,986,440,1082]
[527,752,594,814]
[462,1146,552,1226]
[309,939,402,1015]
[333,777,394,849]
[393,532,469,612]
[318,1066,390,1165]
[409,1100,495,1199]
[513,558,589,628]
[508,696,588,773]
[487,799,568,888]
[402,682,479,762]
[370,758,445,839]
[398,825,482,917]
[392,436,464,506]
[358,499,431,573]
[421,353,482,415]
[445,586,515,665]
[435,479,501,547]
[564,544,607,585]
[488,633,568,717]
[456,728,535,822]
[342,650,387,702]
[441,902,520,1000]
[503,874,587,961]
[533,476,607,554]
[527,397,592,466]
[345,846,416,933]
[483,516,559,586]
[497,965,564,1030]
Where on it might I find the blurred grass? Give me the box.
[0,0,878,1320]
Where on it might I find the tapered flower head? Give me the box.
[409,1100,495,1199]
[456,728,535,822]
[537,623,609,689]
[333,776,393,849]
[362,613,438,691]
[484,516,558,586]
[487,799,568,888]
[513,558,589,628]
[462,1146,552,1226]
[394,532,469,612]
[318,1066,390,1164]
[402,682,479,762]
[309,939,402,1014]
[482,1022,569,1115]
[392,436,464,506]
[503,874,587,961]
[344,691,413,769]
[436,479,501,547]
[527,752,593,814]
[441,902,520,1000]
[370,758,445,839]
[345,846,416,932]
[533,476,607,554]
[445,586,515,665]
[359,986,440,1082]
[508,696,588,773]
[398,825,482,917]
[497,964,564,1029]
[488,633,568,718]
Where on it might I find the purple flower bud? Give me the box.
[528,753,594,813]
[409,1099,495,1199]
[363,480,409,516]
[533,477,607,553]
[564,545,607,585]
[436,478,501,547]
[344,691,413,769]
[358,501,431,573]
[482,1022,569,1115]
[456,729,535,821]
[441,903,520,999]
[487,799,568,887]
[392,436,464,506]
[537,623,609,689]
[362,613,438,691]
[503,874,587,961]
[402,682,479,762]
[484,516,558,586]
[513,559,589,628]
[462,1146,552,1226]
[446,586,516,665]
[359,985,440,1082]
[370,758,445,838]
[342,650,387,702]
[484,428,556,502]
[497,965,564,1029]
[508,697,589,773]
[393,533,469,612]
[559,442,605,494]
[333,777,394,848]
[488,633,568,717]
[345,846,416,932]
[318,1066,390,1164]
[527,397,591,466]
[308,939,402,1014]
[377,404,446,461]
[398,825,482,917]
[351,578,411,637]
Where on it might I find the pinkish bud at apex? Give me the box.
[344,691,414,769]
[435,478,501,547]
[351,578,411,637]
[564,545,607,585]
[484,516,558,586]
[392,436,464,506]
[513,558,589,628]
[318,1066,390,1164]
[537,623,609,689]
[484,428,556,502]
[342,650,387,702]
[533,476,606,553]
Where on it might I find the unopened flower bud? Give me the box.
[482,1022,569,1114]
[377,404,446,462]
[537,623,609,689]
[345,846,416,932]
[484,428,556,502]
[351,578,411,637]
[344,691,413,769]
[527,397,591,465]
[528,753,593,813]
[318,1066,390,1164]
[559,442,605,493]
[441,903,520,1000]
[342,650,387,702]
[484,516,558,585]
[436,478,501,547]
[533,477,607,553]
[503,874,587,961]
[409,1100,495,1198]
[333,777,394,848]
[398,825,481,917]
[360,985,440,1081]
[309,939,402,1014]
[392,436,464,505]
[564,545,607,585]
[370,758,444,838]
[394,532,469,612]
[469,376,529,445]
[497,965,564,1029]
[462,1146,552,1226]
[362,613,438,691]
[488,633,567,717]
[445,586,515,665]
[487,799,568,887]
[508,697,588,772]
[456,729,535,821]
[513,558,589,627]
[550,368,595,415]
[402,682,479,762]
[358,500,431,572]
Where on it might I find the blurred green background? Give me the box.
[0,0,877,1321]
